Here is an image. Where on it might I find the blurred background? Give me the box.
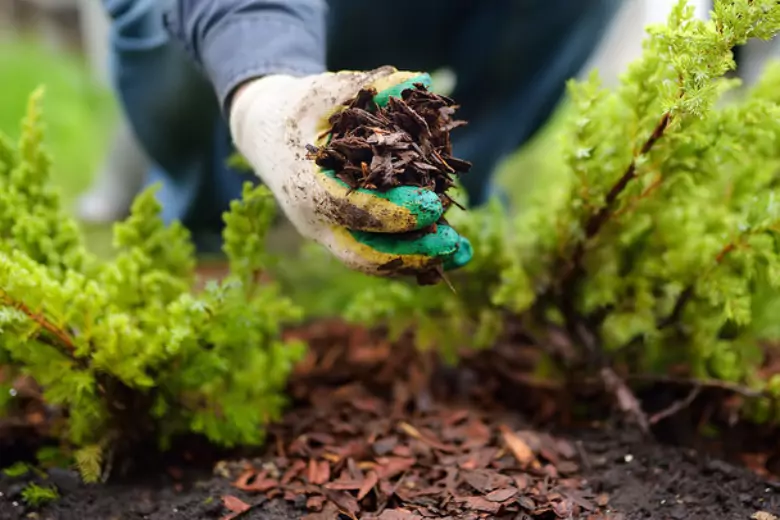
[0,0,779,261]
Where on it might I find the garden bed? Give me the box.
[5,3,780,519]
[2,320,778,520]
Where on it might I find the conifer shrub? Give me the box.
[346,0,780,419]
[0,89,306,482]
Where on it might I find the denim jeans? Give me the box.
[103,0,620,250]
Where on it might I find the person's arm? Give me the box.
[163,1,473,277]
[162,0,328,112]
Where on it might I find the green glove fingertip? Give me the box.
[442,236,473,271]
[350,223,460,258]
[320,170,444,230]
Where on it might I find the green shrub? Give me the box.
[346,0,780,417]
[0,89,306,482]
[21,483,59,507]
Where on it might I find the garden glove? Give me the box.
[229,66,473,277]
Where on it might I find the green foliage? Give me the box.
[3,462,32,478]
[0,88,91,277]
[0,382,12,415]
[345,0,780,419]
[35,446,73,470]
[227,151,252,172]
[21,483,59,507]
[0,92,305,481]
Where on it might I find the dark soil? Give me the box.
[3,426,777,520]
[1,321,779,520]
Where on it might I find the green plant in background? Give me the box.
[0,38,115,208]
[346,0,780,420]
[0,91,305,482]
[1,462,61,507]
[2,462,33,478]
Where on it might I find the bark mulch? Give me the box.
[1,320,779,520]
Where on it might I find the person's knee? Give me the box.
[107,29,219,177]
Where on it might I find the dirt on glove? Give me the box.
[306,83,472,285]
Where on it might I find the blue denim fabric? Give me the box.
[102,0,620,251]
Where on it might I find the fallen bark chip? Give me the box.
[358,470,379,500]
[485,486,519,502]
[232,469,278,493]
[500,425,538,469]
[456,496,502,514]
[369,509,425,520]
[306,83,472,286]
[306,494,326,511]
[221,495,251,520]
[325,488,360,516]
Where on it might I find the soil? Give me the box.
[3,427,777,520]
[1,320,779,520]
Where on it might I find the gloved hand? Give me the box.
[229,66,473,277]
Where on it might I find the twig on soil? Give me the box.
[540,110,683,436]
[574,441,591,472]
[571,321,651,435]
[649,385,703,425]
[490,365,777,404]
[628,374,776,401]
[601,367,650,434]
[100,444,115,484]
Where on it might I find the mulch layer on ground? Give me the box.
[1,320,779,520]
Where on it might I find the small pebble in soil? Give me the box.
[47,467,81,493]
[6,483,24,499]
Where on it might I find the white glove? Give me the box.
[229,66,472,276]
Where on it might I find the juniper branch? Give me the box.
[0,289,76,356]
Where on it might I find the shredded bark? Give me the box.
[307,84,470,198]
[306,84,472,285]
[217,321,610,519]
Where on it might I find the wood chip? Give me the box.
[358,470,379,500]
[500,425,537,468]
[485,487,519,502]
[221,495,251,520]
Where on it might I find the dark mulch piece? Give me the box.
[1,320,779,520]
[306,84,470,198]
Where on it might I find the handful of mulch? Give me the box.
[306,83,472,286]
